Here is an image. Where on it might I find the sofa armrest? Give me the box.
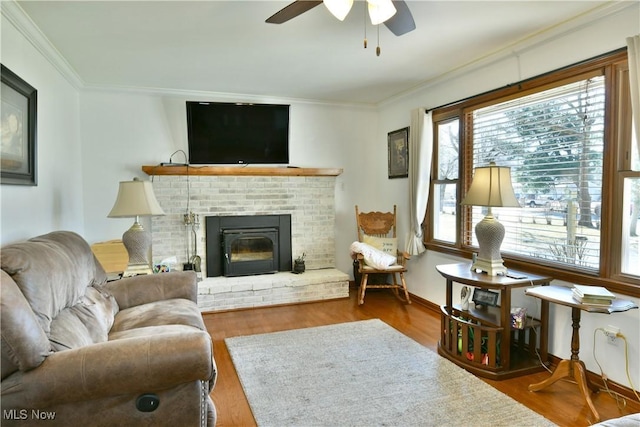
[104,271,197,309]
[2,328,214,408]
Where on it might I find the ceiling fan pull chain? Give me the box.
[363,1,368,49]
[376,24,381,56]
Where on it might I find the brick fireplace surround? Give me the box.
[145,166,349,312]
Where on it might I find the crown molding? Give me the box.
[1,0,85,89]
[379,0,636,108]
[81,83,377,110]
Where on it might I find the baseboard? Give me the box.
[408,292,441,313]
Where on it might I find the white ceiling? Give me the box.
[13,0,632,105]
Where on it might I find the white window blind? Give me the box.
[468,76,605,270]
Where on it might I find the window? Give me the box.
[470,76,604,271]
[426,49,639,296]
[433,119,459,243]
[621,177,639,277]
[613,61,640,282]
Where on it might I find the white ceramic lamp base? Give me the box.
[121,220,153,277]
[471,212,507,276]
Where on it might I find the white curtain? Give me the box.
[406,109,433,255]
[627,35,640,158]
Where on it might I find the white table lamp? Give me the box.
[461,162,520,275]
[108,177,165,277]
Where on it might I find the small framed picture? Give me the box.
[1,64,38,186]
[387,127,409,179]
[472,288,499,307]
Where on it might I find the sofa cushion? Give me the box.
[71,287,119,340]
[1,231,108,336]
[110,298,206,334]
[1,270,53,379]
[49,287,119,351]
[49,309,95,351]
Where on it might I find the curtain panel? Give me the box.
[406,109,433,255]
[628,35,640,158]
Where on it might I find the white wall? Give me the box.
[0,13,84,244]
[379,4,640,390]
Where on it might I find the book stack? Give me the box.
[572,284,615,306]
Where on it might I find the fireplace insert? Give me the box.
[222,227,279,276]
[206,215,292,277]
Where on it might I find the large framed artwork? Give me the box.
[387,127,409,179]
[1,64,37,186]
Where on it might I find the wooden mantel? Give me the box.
[142,165,343,177]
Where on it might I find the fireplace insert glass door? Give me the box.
[222,228,279,276]
[206,214,292,277]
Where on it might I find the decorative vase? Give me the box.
[461,286,470,310]
[293,260,305,274]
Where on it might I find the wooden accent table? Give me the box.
[525,285,638,422]
[437,263,552,380]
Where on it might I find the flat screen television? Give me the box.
[186,101,290,165]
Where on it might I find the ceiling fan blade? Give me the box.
[266,0,323,24]
[384,0,415,36]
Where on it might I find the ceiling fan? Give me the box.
[266,0,416,37]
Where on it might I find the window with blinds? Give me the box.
[467,75,605,271]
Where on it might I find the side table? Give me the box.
[525,285,638,423]
[437,263,552,380]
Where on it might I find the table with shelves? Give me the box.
[436,263,552,380]
[525,285,638,422]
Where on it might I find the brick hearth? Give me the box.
[198,269,349,312]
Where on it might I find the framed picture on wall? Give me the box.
[1,64,37,186]
[387,127,409,179]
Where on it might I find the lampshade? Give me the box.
[461,163,520,208]
[324,0,353,21]
[367,0,396,25]
[108,177,164,277]
[108,178,165,218]
[461,162,520,276]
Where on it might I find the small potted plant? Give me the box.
[293,252,306,274]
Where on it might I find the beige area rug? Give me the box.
[225,319,556,427]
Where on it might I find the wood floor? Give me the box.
[204,288,640,427]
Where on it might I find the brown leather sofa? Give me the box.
[1,231,216,426]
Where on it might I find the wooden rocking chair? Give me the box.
[354,205,411,305]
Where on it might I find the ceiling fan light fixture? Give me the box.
[367,0,396,25]
[324,0,354,21]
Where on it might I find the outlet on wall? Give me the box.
[604,325,620,344]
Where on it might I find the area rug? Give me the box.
[225,319,556,427]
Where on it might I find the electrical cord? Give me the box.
[169,149,188,164]
[523,286,554,373]
[593,328,627,410]
[620,334,640,402]
[592,328,640,409]
[532,294,554,374]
